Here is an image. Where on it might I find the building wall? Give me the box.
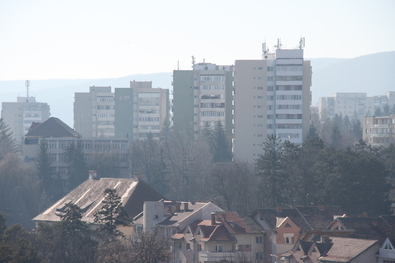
[172,70,195,134]
[75,83,169,140]
[319,92,395,120]
[233,49,311,163]
[363,115,395,146]
[1,97,50,144]
[173,64,233,137]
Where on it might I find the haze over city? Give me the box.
[0,0,394,81]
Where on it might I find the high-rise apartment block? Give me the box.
[172,62,234,136]
[319,92,395,120]
[1,96,50,143]
[74,81,169,140]
[233,48,311,162]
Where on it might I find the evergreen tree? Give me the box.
[65,140,88,189]
[0,119,16,160]
[306,124,319,140]
[255,134,287,207]
[94,188,130,236]
[57,202,88,235]
[330,121,342,149]
[210,121,232,163]
[36,140,52,193]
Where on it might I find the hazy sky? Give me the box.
[0,0,394,81]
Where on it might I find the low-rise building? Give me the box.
[33,177,165,237]
[172,211,265,263]
[363,115,395,147]
[23,117,131,191]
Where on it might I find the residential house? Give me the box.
[282,236,380,263]
[251,206,345,263]
[172,211,265,263]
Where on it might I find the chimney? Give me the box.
[89,170,99,180]
[321,235,330,243]
[184,202,189,211]
[211,212,216,225]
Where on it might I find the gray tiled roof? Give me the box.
[26,117,80,138]
[33,178,165,224]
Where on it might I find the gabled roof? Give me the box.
[215,211,264,234]
[205,225,235,242]
[25,117,80,138]
[33,178,165,224]
[318,237,378,262]
[327,217,392,242]
[252,206,345,234]
[134,201,220,228]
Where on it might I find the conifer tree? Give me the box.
[94,188,130,236]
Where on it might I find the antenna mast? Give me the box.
[299,37,305,49]
[274,38,282,50]
[25,80,30,97]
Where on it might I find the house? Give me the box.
[378,237,395,263]
[33,177,165,236]
[133,200,223,237]
[172,211,265,263]
[282,236,380,263]
[251,206,345,263]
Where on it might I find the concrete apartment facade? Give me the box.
[74,82,169,140]
[363,115,395,147]
[319,91,395,120]
[233,49,311,163]
[1,96,50,144]
[173,62,234,136]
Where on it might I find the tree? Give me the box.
[36,140,53,194]
[65,140,88,189]
[210,121,232,163]
[255,134,287,208]
[205,161,258,216]
[0,153,40,229]
[0,224,40,263]
[306,124,319,140]
[129,228,173,263]
[94,188,131,236]
[132,134,169,196]
[57,202,89,235]
[0,119,16,160]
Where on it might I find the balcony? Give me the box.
[199,251,236,262]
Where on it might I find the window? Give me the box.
[198,244,202,251]
[186,243,191,250]
[215,245,223,252]
[255,253,263,260]
[284,234,294,244]
[256,236,263,243]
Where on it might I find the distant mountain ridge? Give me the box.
[1,51,394,126]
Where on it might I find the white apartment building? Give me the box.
[319,91,395,120]
[74,82,169,140]
[233,48,311,163]
[1,96,50,144]
[173,62,234,137]
[74,86,115,138]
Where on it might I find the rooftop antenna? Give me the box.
[262,42,268,55]
[299,37,305,49]
[191,56,195,68]
[25,80,30,98]
[274,38,282,50]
